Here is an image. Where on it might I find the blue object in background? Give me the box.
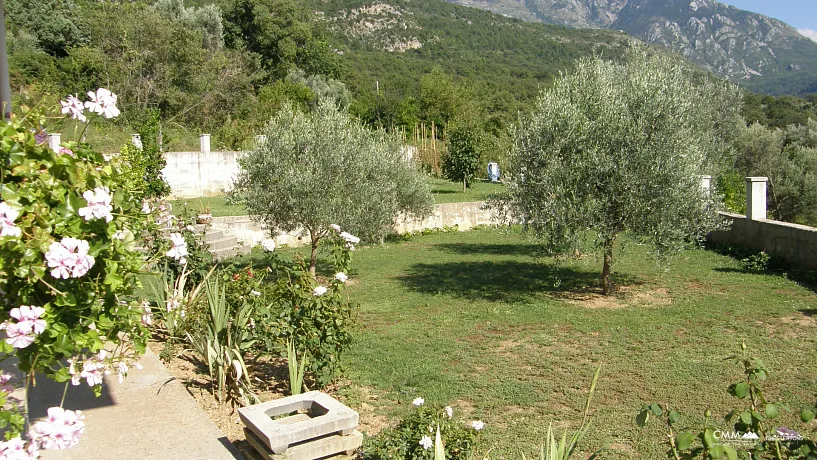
[487,162,500,182]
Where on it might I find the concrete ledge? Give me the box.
[239,391,359,455]
[708,212,817,270]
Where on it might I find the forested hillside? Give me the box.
[6,0,817,152]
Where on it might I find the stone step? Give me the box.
[202,229,224,241]
[211,245,251,261]
[208,237,240,251]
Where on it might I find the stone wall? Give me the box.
[210,201,501,248]
[708,213,817,270]
[162,151,245,198]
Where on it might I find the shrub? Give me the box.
[252,228,357,387]
[362,401,482,460]
[188,273,257,406]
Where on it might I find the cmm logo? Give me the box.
[713,431,760,443]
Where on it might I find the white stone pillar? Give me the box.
[47,133,61,153]
[255,135,267,147]
[746,177,768,221]
[200,134,211,153]
[700,175,712,192]
[131,134,142,150]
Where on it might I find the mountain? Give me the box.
[441,0,817,95]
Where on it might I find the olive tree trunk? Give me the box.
[601,235,616,295]
[309,231,319,277]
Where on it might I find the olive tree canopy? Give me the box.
[234,101,433,275]
[497,49,743,294]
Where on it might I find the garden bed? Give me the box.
[149,228,817,459]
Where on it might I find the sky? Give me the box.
[718,0,817,41]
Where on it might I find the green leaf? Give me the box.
[765,404,779,419]
[53,366,71,383]
[649,403,663,416]
[733,382,750,399]
[800,408,815,423]
[636,410,649,427]
[702,428,717,449]
[675,431,694,451]
[668,410,681,425]
[710,445,737,460]
[740,410,752,425]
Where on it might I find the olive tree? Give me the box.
[234,101,434,275]
[498,49,742,294]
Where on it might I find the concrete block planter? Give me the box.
[239,391,362,460]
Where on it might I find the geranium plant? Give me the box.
[0,90,165,456]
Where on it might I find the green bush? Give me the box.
[251,230,357,387]
[362,402,481,460]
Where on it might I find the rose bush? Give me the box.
[0,91,164,455]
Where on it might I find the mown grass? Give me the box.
[169,178,506,217]
[427,178,505,204]
[275,228,816,458]
[169,195,248,217]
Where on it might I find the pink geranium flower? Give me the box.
[78,187,113,223]
[0,202,21,238]
[2,305,46,349]
[30,406,85,450]
[60,95,87,122]
[0,371,14,394]
[45,238,95,279]
[84,88,120,119]
[0,435,38,459]
[4,323,35,349]
[166,233,188,264]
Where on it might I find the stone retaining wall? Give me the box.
[708,212,817,270]
[211,201,500,248]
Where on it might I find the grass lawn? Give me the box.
[169,178,505,217]
[426,177,505,204]
[234,228,817,458]
[169,195,248,217]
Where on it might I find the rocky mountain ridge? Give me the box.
[442,0,817,94]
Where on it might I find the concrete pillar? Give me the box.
[746,177,768,221]
[131,134,143,150]
[255,135,267,147]
[0,0,12,118]
[700,175,712,192]
[47,133,61,153]
[200,134,210,153]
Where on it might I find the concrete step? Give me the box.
[202,229,224,241]
[207,237,240,251]
[212,245,251,261]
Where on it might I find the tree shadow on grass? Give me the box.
[434,242,543,257]
[800,309,817,317]
[398,260,639,302]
